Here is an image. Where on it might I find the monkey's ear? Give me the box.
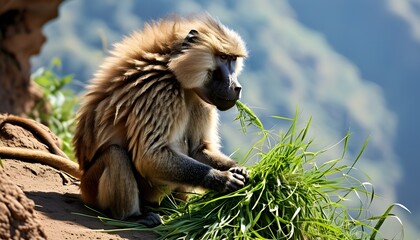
[182,29,199,49]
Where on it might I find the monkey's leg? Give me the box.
[80,145,161,226]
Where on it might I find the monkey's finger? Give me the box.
[243,170,250,183]
[237,168,250,182]
[232,172,245,182]
[229,166,244,174]
[224,174,245,192]
[229,167,250,183]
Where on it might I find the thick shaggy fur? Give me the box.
[73,15,247,219]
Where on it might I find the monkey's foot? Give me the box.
[133,212,162,227]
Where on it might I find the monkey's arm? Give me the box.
[189,143,249,185]
[0,147,81,179]
[137,146,245,193]
[185,107,249,181]
[189,142,237,171]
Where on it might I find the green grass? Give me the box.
[90,101,406,239]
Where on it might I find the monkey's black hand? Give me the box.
[203,169,247,193]
[229,166,249,184]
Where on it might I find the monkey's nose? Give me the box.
[232,85,241,99]
[232,81,242,98]
[235,86,242,98]
[231,80,241,92]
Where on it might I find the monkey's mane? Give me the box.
[114,14,248,59]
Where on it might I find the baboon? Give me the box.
[0,15,249,226]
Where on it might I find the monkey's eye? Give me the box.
[219,54,228,61]
[231,56,237,61]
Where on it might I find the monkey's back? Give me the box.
[73,17,188,170]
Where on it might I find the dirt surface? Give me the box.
[1,160,156,240]
[0,116,157,239]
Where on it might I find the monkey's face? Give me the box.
[194,54,242,111]
[168,27,247,111]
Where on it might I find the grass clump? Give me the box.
[94,101,405,239]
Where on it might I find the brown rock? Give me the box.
[0,0,62,115]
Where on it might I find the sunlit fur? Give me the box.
[73,15,248,218]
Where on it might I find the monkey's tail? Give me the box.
[0,147,82,179]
